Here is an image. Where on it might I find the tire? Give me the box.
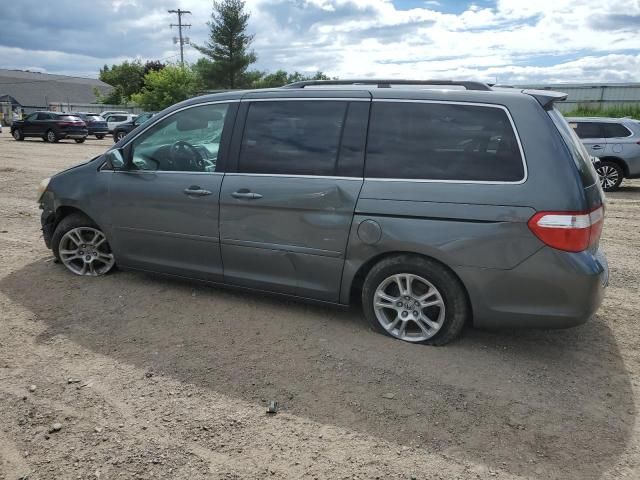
[362,254,468,346]
[75,138,86,144]
[51,213,115,276]
[96,134,105,139]
[114,131,126,142]
[45,129,58,143]
[12,129,24,141]
[596,160,624,192]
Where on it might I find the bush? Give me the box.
[564,104,640,120]
[131,66,200,111]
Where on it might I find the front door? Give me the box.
[220,98,369,301]
[107,101,237,281]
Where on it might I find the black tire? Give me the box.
[96,134,105,139]
[12,128,24,141]
[362,254,468,346]
[45,129,58,143]
[75,138,86,144]
[114,131,126,142]
[51,213,115,276]
[596,160,624,192]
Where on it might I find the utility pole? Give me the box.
[168,9,191,67]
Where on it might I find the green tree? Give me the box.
[131,65,199,111]
[193,0,256,89]
[98,60,146,103]
[249,70,331,89]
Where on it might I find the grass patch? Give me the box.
[563,104,640,120]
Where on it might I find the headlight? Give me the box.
[37,177,50,202]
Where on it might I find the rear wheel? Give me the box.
[12,129,24,141]
[75,138,86,144]
[362,255,468,345]
[596,160,624,192]
[45,129,58,143]
[96,134,105,139]
[52,214,115,276]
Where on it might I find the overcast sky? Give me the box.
[0,0,638,83]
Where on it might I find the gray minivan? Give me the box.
[37,80,609,345]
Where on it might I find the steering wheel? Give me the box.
[169,140,205,171]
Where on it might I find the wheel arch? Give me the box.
[599,156,629,177]
[54,206,98,231]
[346,250,474,324]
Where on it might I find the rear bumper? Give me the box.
[456,247,609,329]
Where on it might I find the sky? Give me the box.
[0,0,638,84]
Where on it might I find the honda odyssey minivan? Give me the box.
[37,80,609,345]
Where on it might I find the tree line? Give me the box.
[97,0,331,111]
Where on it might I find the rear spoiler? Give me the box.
[522,89,568,109]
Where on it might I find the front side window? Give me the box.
[572,122,603,139]
[130,103,229,172]
[239,101,348,176]
[365,102,525,182]
[25,113,37,121]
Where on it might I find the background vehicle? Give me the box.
[70,112,109,139]
[112,112,157,142]
[104,113,137,133]
[11,111,88,143]
[100,110,128,118]
[567,117,640,191]
[38,80,608,346]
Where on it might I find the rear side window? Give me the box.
[548,109,598,187]
[601,122,632,138]
[572,122,603,139]
[365,102,525,182]
[108,115,127,122]
[239,101,347,176]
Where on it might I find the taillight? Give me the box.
[527,206,604,252]
[57,120,86,127]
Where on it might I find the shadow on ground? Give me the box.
[1,259,634,479]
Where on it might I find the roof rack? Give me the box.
[281,79,492,91]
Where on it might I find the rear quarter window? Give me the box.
[365,101,525,182]
[602,123,632,138]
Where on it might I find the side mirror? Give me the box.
[106,149,126,170]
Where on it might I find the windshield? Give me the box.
[548,108,599,187]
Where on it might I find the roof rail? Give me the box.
[281,79,492,91]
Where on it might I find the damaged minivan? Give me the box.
[37,80,608,345]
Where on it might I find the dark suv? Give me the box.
[71,113,109,139]
[112,112,156,142]
[37,80,608,345]
[11,111,88,143]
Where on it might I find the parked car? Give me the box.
[100,110,128,118]
[70,112,109,139]
[567,116,640,191]
[11,111,88,143]
[37,80,608,345]
[104,113,137,133]
[112,112,157,142]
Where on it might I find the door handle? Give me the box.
[232,190,263,200]
[591,145,604,150]
[183,186,212,196]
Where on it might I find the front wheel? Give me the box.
[114,131,126,142]
[96,134,105,139]
[45,129,58,143]
[12,129,24,141]
[596,161,624,192]
[52,214,115,276]
[75,138,86,144]
[362,255,468,345]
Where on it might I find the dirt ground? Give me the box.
[0,129,638,480]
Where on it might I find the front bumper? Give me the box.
[88,127,109,135]
[456,247,609,329]
[60,129,88,139]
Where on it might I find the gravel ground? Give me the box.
[0,130,639,480]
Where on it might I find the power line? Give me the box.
[168,9,191,67]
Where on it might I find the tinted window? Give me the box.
[36,113,51,120]
[25,113,37,121]
[130,103,228,172]
[239,101,347,176]
[572,122,603,139]
[601,122,631,138]
[108,115,128,122]
[365,102,524,182]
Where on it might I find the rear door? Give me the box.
[219,94,369,301]
[571,121,606,157]
[107,101,237,281]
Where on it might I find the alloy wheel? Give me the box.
[373,273,445,342]
[13,130,21,140]
[596,164,620,190]
[47,130,56,143]
[59,227,115,276]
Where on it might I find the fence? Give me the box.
[517,83,640,113]
[48,102,144,115]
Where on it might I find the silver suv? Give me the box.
[37,80,609,345]
[567,117,640,191]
